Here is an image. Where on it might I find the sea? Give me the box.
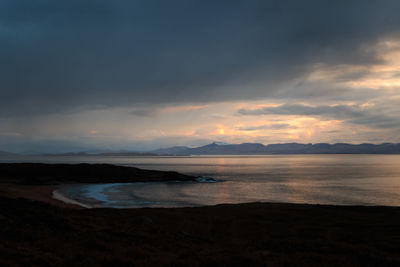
[3,154,400,208]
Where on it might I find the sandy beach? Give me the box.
[0,183,84,209]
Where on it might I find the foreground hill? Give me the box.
[1,197,400,266]
[152,142,400,155]
[0,163,195,185]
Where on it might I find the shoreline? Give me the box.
[50,183,399,209]
[1,162,397,209]
[52,188,92,209]
[0,163,197,209]
[0,183,85,209]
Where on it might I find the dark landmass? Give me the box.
[1,197,400,266]
[41,151,157,156]
[153,142,400,155]
[96,151,156,156]
[0,163,195,185]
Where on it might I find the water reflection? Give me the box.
[19,154,400,207]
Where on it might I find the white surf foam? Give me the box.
[52,189,92,209]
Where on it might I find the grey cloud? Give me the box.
[208,114,226,119]
[350,116,400,129]
[270,80,384,102]
[238,104,365,117]
[238,104,400,129]
[1,0,400,116]
[238,123,295,131]
[130,107,159,117]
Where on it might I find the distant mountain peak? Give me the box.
[212,142,230,146]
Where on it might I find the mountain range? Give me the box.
[2,143,400,156]
[151,142,400,155]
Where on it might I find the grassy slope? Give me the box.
[1,197,400,266]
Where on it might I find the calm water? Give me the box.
[3,155,400,207]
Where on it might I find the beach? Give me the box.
[0,183,84,209]
[2,163,400,266]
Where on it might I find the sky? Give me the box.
[1,0,400,153]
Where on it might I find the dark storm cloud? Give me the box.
[1,0,400,116]
[238,104,400,128]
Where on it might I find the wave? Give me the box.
[52,189,92,209]
[195,176,219,183]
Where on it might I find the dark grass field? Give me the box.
[2,197,400,266]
